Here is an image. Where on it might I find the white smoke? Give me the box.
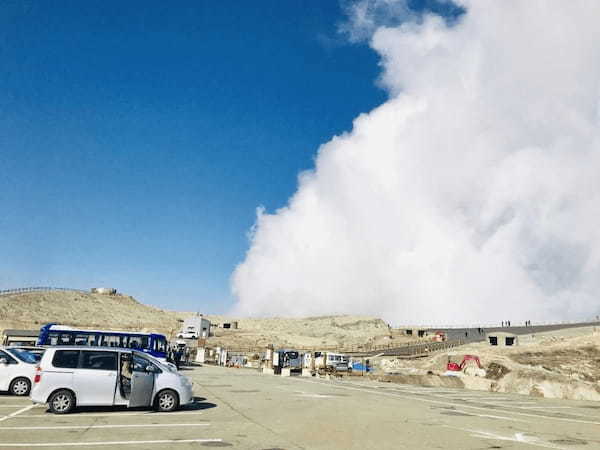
[231,0,600,325]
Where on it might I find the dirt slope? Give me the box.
[0,291,182,336]
[0,291,394,348]
[377,326,600,401]
[205,314,394,349]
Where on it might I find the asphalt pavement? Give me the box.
[0,365,599,449]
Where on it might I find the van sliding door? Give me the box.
[129,354,155,407]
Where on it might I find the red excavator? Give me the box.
[447,354,482,372]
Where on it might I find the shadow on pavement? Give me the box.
[181,401,217,411]
[40,399,217,415]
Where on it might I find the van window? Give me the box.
[81,351,117,371]
[52,350,80,368]
[132,354,159,373]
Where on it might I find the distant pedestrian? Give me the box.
[465,331,468,338]
[174,349,182,370]
[501,321,504,327]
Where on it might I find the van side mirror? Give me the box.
[0,358,8,365]
[145,365,157,373]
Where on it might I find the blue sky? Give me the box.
[0,1,459,312]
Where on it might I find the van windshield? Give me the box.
[6,348,38,364]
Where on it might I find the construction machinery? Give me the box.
[446,354,482,372]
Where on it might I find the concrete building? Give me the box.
[486,331,519,346]
[178,314,211,339]
[90,287,117,295]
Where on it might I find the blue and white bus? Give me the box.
[37,324,168,360]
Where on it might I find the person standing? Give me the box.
[174,348,182,370]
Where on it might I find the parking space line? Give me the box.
[0,438,223,447]
[518,406,573,410]
[0,423,210,430]
[14,411,205,419]
[0,405,37,423]
[294,378,600,426]
[490,401,539,405]
[0,405,40,408]
[452,410,529,422]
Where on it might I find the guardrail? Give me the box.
[0,287,88,296]
[207,338,466,356]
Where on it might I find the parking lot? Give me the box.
[1,365,600,449]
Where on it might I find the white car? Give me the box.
[0,347,38,396]
[176,327,198,339]
[31,347,194,414]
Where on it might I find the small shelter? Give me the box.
[486,331,518,347]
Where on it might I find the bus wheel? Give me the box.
[49,389,76,414]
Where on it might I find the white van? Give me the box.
[31,347,194,414]
[0,347,38,396]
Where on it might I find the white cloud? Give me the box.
[231,1,600,325]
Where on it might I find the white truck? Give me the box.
[311,351,351,374]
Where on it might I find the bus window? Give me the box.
[48,333,59,345]
[74,333,99,346]
[101,335,121,348]
[58,333,74,345]
[153,336,167,353]
[74,334,88,345]
[139,336,150,348]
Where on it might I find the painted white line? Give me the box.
[0,423,210,430]
[447,427,567,450]
[293,378,600,426]
[0,405,39,408]
[0,405,37,423]
[0,438,222,447]
[491,401,538,405]
[518,406,573,410]
[14,411,205,419]
[452,410,529,422]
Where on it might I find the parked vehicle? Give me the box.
[177,315,211,339]
[1,329,39,347]
[31,347,194,414]
[0,346,38,396]
[37,324,168,360]
[274,349,302,370]
[176,326,198,339]
[314,351,351,374]
[6,346,45,362]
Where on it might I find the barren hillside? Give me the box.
[0,291,182,336]
[0,291,395,348]
[377,326,600,401]
[205,314,396,349]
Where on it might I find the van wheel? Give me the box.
[48,389,75,414]
[155,389,179,412]
[10,378,31,396]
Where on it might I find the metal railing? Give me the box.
[0,287,88,296]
